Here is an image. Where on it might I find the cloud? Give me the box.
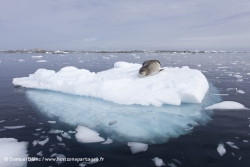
[72,38,98,43]
[0,0,250,50]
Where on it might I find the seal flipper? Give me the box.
[159,68,164,72]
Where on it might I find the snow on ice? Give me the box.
[13,62,209,106]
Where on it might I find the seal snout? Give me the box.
[139,67,147,77]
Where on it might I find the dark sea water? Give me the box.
[0,52,250,167]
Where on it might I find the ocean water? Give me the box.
[0,52,250,167]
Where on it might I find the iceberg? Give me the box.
[24,82,220,144]
[13,62,209,106]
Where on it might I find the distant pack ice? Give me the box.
[12,62,209,106]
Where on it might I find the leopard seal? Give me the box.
[139,60,163,77]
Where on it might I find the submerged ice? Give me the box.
[24,82,220,144]
[13,62,209,106]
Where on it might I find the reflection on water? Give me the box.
[25,83,220,144]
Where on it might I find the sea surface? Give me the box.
[0,52,250,167]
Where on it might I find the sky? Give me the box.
[1,0,250,51]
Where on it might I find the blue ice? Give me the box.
[25,83,220,144]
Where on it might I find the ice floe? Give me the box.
[152,157,165,166]
[57,135,62,142]
[226,141,239,149]
[48,129,62,134]
[55,154,66,165]
[37,151,43,156]
[37,137,49,146]
[13,62,209,106]
[237,90,245,94]
[4,125,25,129]
[36,60,47,62]
[0,138,28,167]
[168,163,177,167]
[61,132,71,139]
[32,140,38,147]
[75,125,105,143]
[48,121,56,124]
[217,143,226,156]
[205,101,248,110]
[127,142,148,154]
[32,55,43,58]
[172,159,181,165]
[68,130,76,133]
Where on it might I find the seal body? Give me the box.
[139,60,163,77]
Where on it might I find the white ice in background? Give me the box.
[36,60,47,62]
[0,138,28,167]
[217,143,226,156]
[37,137,49,146]
[4,125,25,129]
[32,55,43,58]
[48,121,56,124]
[152,157,165,166]
[226,141,239,149]
[13,61,209,106]
[24,83,220,144]
[102,56,110,59]
[127,142,148,154]
[75,125,105,143]
[237,90,245,94]
[48,129,62,134]
[204,101,248,110]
